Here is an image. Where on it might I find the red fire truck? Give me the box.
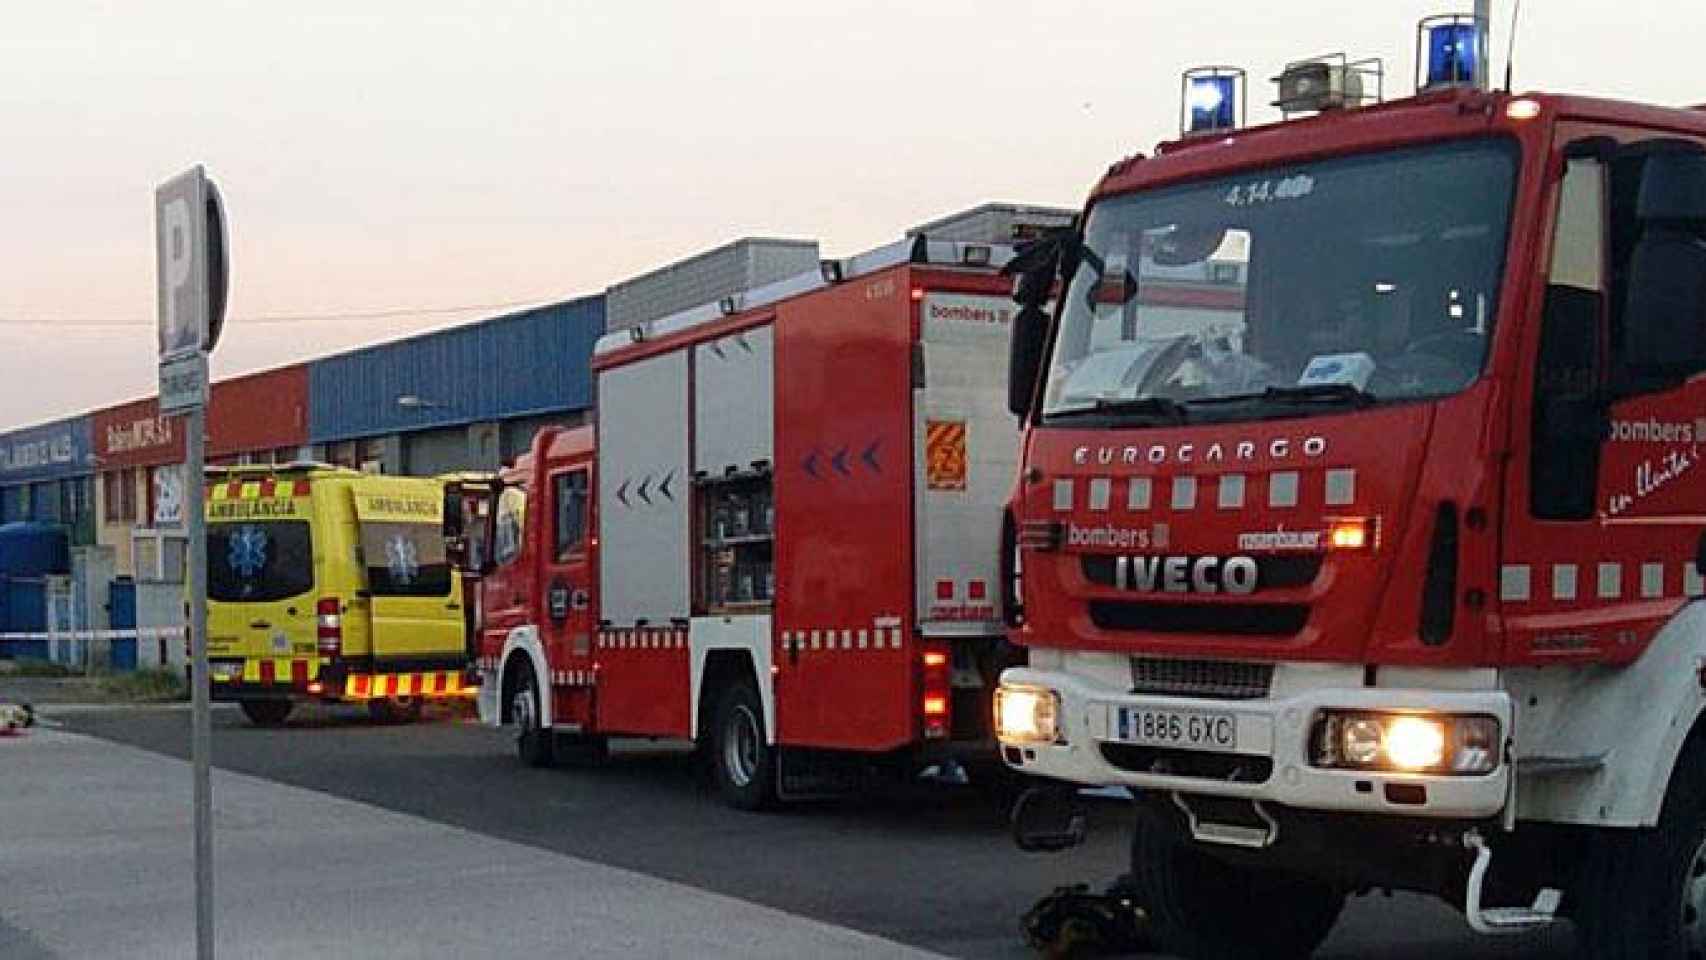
[996,16,1706,959]
[472,236,1024,808]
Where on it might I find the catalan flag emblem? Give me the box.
[925,420,967,491]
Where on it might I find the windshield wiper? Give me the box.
[1188,384,1377,409]
[1050,396,1189,424]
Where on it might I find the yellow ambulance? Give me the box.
[203,464,473,725]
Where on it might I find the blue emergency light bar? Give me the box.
[1181,67,1245,136]
[1417,14,1483,90]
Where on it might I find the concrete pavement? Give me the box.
[0,727,944,959]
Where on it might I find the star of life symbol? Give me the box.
[385,533,420,586]
[228,525,268,578]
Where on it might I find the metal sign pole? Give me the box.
[157,164,226,960]
[186,402,212,960]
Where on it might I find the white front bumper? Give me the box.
[999,663,1513,819]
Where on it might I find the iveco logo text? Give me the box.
[1074,436,1327,467]
[1115,555,1258,595]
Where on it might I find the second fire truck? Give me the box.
[471,235,1024,808]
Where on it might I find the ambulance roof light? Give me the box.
[1181,67,1245,137]
[1417,14,1486,91]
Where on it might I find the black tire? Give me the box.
[709,679,776,810]
[508,662,554,768]
[367,697,424,725]
[1575,745,1706,959]
[1130,803,1343,960]
[239,699,292,727]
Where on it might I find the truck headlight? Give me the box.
[994,684,1060,745]
[1312,711,1500,775]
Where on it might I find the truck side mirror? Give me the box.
[442,489,464,541]
[1008,303,1049,419]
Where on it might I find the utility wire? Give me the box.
[0,296,561,328]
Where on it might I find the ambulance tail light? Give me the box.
[316,597,343,657]
[922,642,951,740]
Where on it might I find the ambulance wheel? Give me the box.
[1130,802,1343,960]
[367,697,423,725]
[1575,740,1706,959]
[510,665,554,768]
[711,680,776,810]
[239,699,292,727]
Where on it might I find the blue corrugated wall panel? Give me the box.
[309,295,604,442]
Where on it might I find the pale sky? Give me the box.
[1,0,1700,428]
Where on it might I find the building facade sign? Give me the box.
[0,416,93,484]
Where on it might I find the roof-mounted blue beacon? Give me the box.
[1181,67,1245,136]
[1417,13,1485,90]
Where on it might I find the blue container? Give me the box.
[109,578,138,670]
[3,576,48,658]
[0,522,69,578]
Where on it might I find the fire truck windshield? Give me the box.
[1043,139,1518,423]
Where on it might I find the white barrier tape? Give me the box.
[0,628,187,643]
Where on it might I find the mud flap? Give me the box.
[1021,876,1152,959]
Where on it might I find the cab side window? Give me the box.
[553,471,588,561]
[493,486,528,567]
[1608,146,1706,393]
[1531,156,1606,520]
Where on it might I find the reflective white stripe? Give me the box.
[1325,468,1356,506]
[1642,563,1666,599]
[1689,563,1705,598]
[1053,479,1074,511]
[1597,563,1622,600]
[1088,478,1111,512]
[1127,477,1152,511]
[1552,564,1577,601]
[1500,565,1532,602]
[1268,471,1299,508]
[857,628,869,648]
[1217,474,1245,509]
[1170,476,1197,510]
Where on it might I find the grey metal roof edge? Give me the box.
[593,236,1017,357]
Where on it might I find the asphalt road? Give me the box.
[53,704,1576,959]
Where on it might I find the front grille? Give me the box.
[1130,657,1274,700]
[1081,554,1323,591]
[1089,600,1308,636]
[1099,743,1273,783]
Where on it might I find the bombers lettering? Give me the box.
[1115,555,1258,595]
[1074,435,1327,467]
[1067,522,1150,550]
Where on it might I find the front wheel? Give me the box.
[709,680,776,810]
[509,664,554,768]
[1130,803,1343,960]
[239,699,292,727]
[1575,748,1706,958]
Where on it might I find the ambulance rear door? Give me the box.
[351,478,465,670]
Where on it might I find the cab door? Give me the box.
[352,479,465,671]
[1501,130,1706,663]
[541,464,597,729]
